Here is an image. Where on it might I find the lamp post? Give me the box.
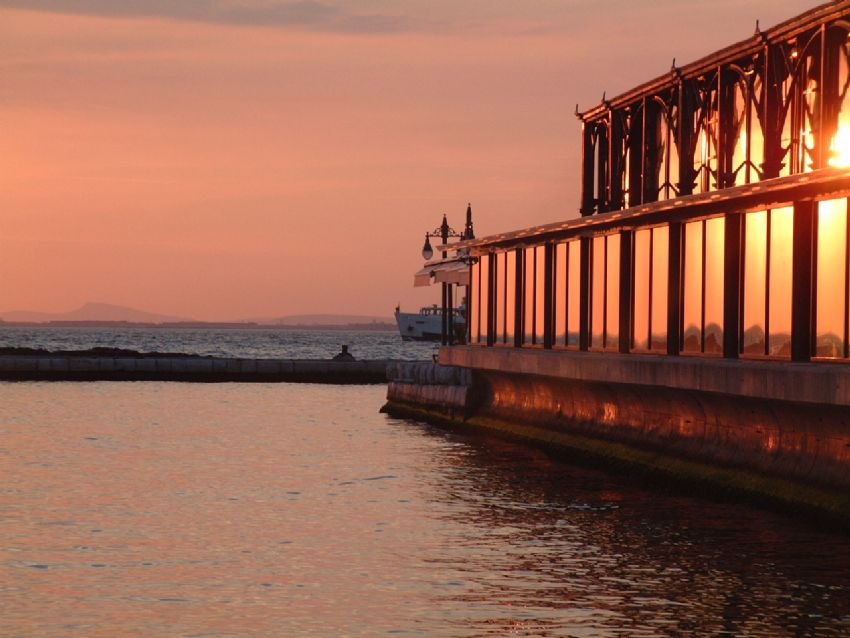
[421,213,464,345]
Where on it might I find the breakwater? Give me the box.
[0,348,393,384]
[383,352,850,528]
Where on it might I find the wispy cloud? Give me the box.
[0,0,421,33]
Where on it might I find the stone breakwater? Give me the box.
[382,360,850,530]
[0,348,395,384]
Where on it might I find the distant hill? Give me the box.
[0,302,193,324]
[0,304,395,327]
[245,313,394,326]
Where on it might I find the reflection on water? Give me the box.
[1,383,849,637]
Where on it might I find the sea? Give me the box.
[2,328,850,637]
[0,326,438,360]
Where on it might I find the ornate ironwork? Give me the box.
[578,1,850,216]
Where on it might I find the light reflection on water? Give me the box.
[1,382,849,637]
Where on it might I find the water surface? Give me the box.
[0,327,436,360]
[1,382,849,637]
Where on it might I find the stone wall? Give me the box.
[382,351,850,526]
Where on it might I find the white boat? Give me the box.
[395,304,466,342]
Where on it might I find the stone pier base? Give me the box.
[383,357,850,529]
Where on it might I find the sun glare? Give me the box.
[828,116,850,168]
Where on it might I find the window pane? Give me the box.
[567,241,581,347]
[743,211,767,355]
[479,254,489,342]
[682,221,703,353]
[592,236,605,349]
[704,216,725,354]
[494,252,505,344]
[535,247,546,344]
[768,207,793,357]
[817,198,847,357]
[633,229,651,351]
[523,248,535,345]
[505,250,517,344]
[554,243,567,345]
[470,260,480,343]
[606,235,620,350]
[651,226,669,351]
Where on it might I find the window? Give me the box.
[494,252,505,344]
[478,253,489,343]
[816,198,849,357]
[742,208,793,357]
[522,246,546,346]
[632,226,669,352]
[590,234,620,351]
[470,258,480,343]
[553,240,581,348]
[505,251,517,344]
[682,217,724,354]
[555,242,567,345]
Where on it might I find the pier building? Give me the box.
[387,1,850,525]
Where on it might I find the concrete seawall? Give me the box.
[0,355,393,384]
[382,357,850,528]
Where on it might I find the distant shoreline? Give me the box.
[0,321,397,332]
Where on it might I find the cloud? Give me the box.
[0,0,420,33]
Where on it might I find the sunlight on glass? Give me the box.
[828,116,850,168]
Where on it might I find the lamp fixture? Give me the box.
[421,234,434,261]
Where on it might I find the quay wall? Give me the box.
[383,350,850,526]
[0,355,392,384]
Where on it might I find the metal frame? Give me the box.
[462,2,850,365]
[578,2,850,216]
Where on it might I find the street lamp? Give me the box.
[421,234,434,261]
[422,214,463,260]
[420,209,473,345]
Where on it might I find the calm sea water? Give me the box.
[0,327,437,360]
[2,382,849,637]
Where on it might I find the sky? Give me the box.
[0,0,816,320]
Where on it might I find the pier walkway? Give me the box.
[0,349,394,384]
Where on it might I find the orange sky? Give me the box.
[0,0,814,320]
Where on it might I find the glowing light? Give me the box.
[829,116,850,168]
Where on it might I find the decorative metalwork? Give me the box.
[578,3,850,216]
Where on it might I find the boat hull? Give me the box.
[395,309,465,342]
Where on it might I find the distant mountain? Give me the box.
[0,302,193,324]
[245,313,394,326]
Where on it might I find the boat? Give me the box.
[395,304,466,342]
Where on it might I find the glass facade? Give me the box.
[465,198,849,365]
[461,8,850,363]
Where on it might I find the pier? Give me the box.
[0,349,392,384]
[386,2,850,527]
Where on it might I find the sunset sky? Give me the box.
[1,0,814,320]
